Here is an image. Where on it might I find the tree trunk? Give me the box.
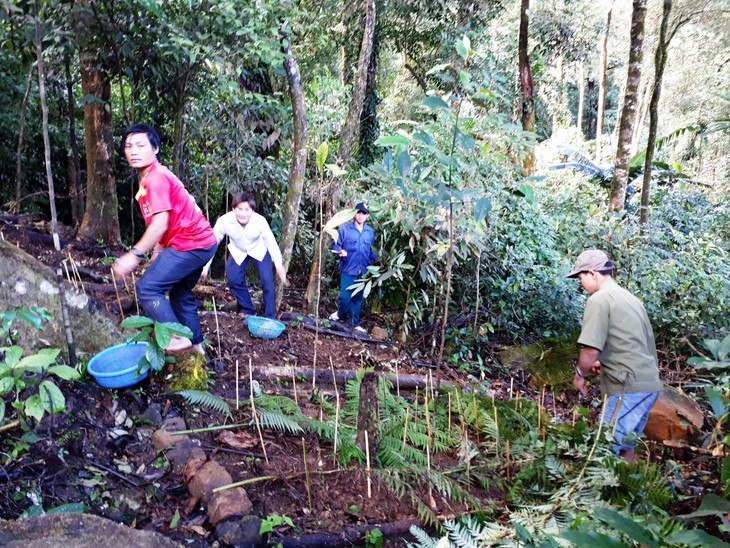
[355,371,379,452]
[276,26,308,313]
[76,48,121,246]
[596,1,613,160]
[358,29,380,167]
[14,63,35,214]
[631,76,652,156]
[577,61,585,137]
[336,0,375,169]
[65,56,83,228]
[609,0,647,211]
[518,0,535,174]
[640,0,672,227]
[35,0,76,366]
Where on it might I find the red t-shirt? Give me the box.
[136,161,217,251]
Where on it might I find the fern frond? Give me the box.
[178,390,231,418]
[256,410,305,434]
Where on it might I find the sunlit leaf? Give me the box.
[375,135,410,147]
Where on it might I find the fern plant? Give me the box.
[178,390,231,419]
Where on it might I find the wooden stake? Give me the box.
[401,407,411,452]
[212,296,221,357]
[365,430,372,498]
[235,359,240,409]
[249,356,268,465]
[302,437,312,511]
[472,394,480,445]
[493,401,500,461]
[292,367,299,405]
[111,269,125,321]
[448,392,452,436]
[509,377,514,399]
[424,375,433,448]
[506,439,511,480]
[395,361,400,399]
[131,272,139,316]
[330,358,340,464]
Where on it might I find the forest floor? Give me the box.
[0,216,712,547]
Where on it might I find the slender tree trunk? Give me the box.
[518,0,536,174]
[610,0,647,211]
[640,0,672,227]
[65,56,83,228]
[35,1,76,366]
[276,25,308,312]
[337,0,375,169]
[577,61,585,137]
[631,77,652,156]
[76,48,121,246]
[14,62,35,213]
[596,1,613,160]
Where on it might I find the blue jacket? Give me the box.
[332,221,377,276]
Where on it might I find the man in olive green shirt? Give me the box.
[567,250,662,462]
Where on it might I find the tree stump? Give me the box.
[356,371,379,453]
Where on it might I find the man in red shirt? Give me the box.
[112,124,218,354]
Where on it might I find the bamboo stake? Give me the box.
[506,439,511,480]
[212,296,221,357]
[365,430,372,498]
[426,441,436,510]
[235,359,240,409]
[331,358,340,464]
[448,392,452,436]
[493,401,500,461]
[424,375,433,448]
[111,269,125,321]
[509,377,514,399]
[249,356,269,465]
[131,272,139,315]
[472,394,480,445]
[401,407,411,452]
[292,367,299,405]
[302,437,312,511]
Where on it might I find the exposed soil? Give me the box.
[0,216,720,546]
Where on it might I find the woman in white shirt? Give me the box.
[202,192,286,318]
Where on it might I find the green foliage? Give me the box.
[178,389,231,418]
[120,315,192,375]
[0,308,79,425]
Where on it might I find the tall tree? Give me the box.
[609,0,647,211]
[518,0,535,174]
[65,56,83,228]
[276,23,308,312]
[595,0,613,160]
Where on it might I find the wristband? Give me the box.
[575,367,585,378]
[130,247,145,258]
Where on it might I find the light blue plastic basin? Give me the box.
[87,342,149,388]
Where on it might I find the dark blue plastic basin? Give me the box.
[87,342,149,388]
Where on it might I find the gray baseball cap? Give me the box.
[566,250,613,278]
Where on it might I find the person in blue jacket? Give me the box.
[329,201,377,333]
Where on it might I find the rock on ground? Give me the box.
[0,513,180,547]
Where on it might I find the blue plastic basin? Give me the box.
[87,342,149,388]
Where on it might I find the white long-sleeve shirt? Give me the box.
[204,210,283,273]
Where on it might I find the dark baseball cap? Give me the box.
[355,202,369,214]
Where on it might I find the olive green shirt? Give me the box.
[577,280,662,396]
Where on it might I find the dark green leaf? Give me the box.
[666,529,730,547]
[593,508,659,548]
[47,503,86,514]
[560,530,628,548]
[397,151,412,178]
[422,95,451,111]
[678,494,730,518]
[121,315,155,329]
[474,198,492,223]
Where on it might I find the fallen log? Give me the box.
[248,366,451,391]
